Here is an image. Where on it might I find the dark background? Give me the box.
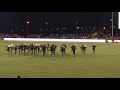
[0,12,114,34]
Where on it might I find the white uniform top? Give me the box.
[8,45,11,47]
[74,44,77,47]
[10,44,14,47]
[35,44,38,46]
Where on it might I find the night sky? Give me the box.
[0,12,112,33]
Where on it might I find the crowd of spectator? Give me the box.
[0,26,120,39]
[1,33,114,39]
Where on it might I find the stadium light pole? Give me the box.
[26,21,29,38]
[112,12,114,38]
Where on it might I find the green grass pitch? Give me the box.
[0,41,120,78]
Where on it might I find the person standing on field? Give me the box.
[14,45,18,55]
[10,44,14,54]
[6,45,10,54]
[80,44,84,55]
[92,44,96,55]
[82,45,87,55]
[71,44,77,57]
[60,44,66,57]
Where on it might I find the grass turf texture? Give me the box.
[0,41,120,78]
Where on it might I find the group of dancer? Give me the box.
[5,43,96,57]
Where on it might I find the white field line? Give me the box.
[1,56,32,61]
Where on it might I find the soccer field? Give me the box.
[0,41,120,78]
